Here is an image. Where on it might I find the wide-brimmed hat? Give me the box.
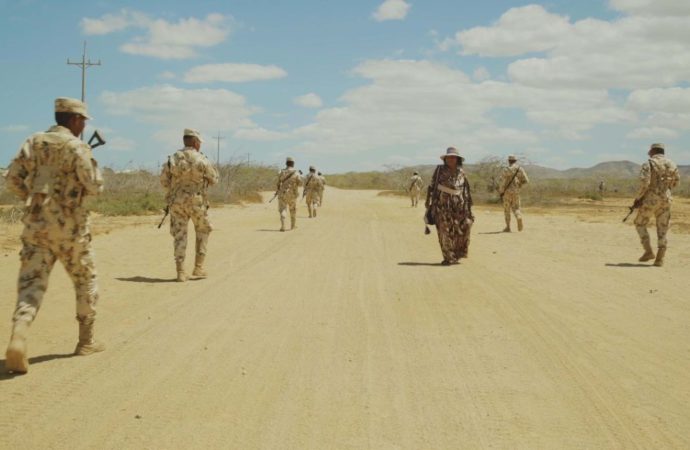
[440,147,464,162]
[55,97,92,119]
[183,128,204,143]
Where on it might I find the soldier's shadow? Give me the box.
[478,231,507,235]
[256,229,282,232]
[604,263,652,268]
[398,262,447,267]
[116,276,179,283]
[0,353,74,380]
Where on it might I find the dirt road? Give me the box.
[1,189,689,449]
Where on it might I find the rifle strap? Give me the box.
[501,165,521,195]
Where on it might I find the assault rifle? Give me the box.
[88,130,106,149]
[499,165,520,200]
[623,197,643,223]
[302,173,314,199]
[270,169,298,203]
[158,157,173,229]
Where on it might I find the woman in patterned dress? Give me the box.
[425,147,474,265]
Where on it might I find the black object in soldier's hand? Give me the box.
[88,130,106,149]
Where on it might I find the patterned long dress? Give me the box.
[429,164,474,263]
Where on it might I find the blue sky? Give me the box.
[1,0,689,173]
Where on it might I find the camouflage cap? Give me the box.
[508,154,517,161]
[183,128,204,143]
[413,171,419,175]
[309,165,316,171]
[286,156,294,163]
[55,97,92,119]
[650,143,665,151]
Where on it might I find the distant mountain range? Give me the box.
[487,161,690,179]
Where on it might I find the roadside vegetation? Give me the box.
[0,160,278,221]
[2,157,687,223]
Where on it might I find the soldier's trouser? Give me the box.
[410,190,420,207]
[306,193,319,216]
[170,200,212,263]
[503,192,522,225]
[278,198,297,222]
[634,202,671,249]
[13,236,98,326]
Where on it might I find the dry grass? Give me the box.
[0,161,278,221]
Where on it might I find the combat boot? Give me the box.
[74,319,105,356]
[653,247,666,267]
[5,320,30,373]
[290,216,297,230]
[176,260,188,282]
[280,217,286,232]
[517,218,524,231]
[192,254,207,278]
[502,226,511,232]
[313,208,317,218]
[638,240,655,262]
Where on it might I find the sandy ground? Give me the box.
[1,188,689,449]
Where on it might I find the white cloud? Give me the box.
[293,93,323,108]
[233,127,291,141]
[372,0,411,22]
[100,85,259,147]
[626,127,679,140]
[627,87,690,113]
[1,125,29,133]
[472,67,490,82]
[158,71,176,80]
[292,59,632,158]
[445,5,690,91]
[609,0,690,16]
[81,10,230,59]
[451,5,571,57]
[183,63,287,83]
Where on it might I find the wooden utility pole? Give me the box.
[67,41,100,139]
[213,132,224,167]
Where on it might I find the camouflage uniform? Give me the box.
[276,167,303,231]
[408,174,423,207]
[303,171,324,218]
[5,98,104,373]
[499,161,529,231]
[428,164,474,264]
[160,140,218,281]
[317,173,326,206]
[633,149,680,266]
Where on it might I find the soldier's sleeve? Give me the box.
[4,138,33,201]
[74,142,104,197]
[670,164,680,189]
[297,173,304,187]
[635,162,651,200]
[205,158,219,186]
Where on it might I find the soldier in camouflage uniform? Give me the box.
[408,171,423,207]
[633,143,680,267]
[498,155,529,232]
[160,129,219,282]
[426,147,474,265]
[317,171,326,206]
[276,157,303,231]
[4,98,104,374]
[303,166,323,218]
